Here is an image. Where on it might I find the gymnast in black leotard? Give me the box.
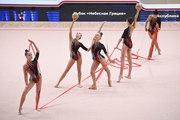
[19,40,42,115]
[91,42,107,62]
[70,39,88,60]
[145,9,161,58]
[26,52,40,83]
[122,26,132,48]
[55,18,89,88]
[89,21,113,90]
[115,8,140,82]
[148,17,161,35]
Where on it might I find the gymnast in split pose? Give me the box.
[145,9,161,59]
[19,40,42,114]
[55,18,89,88]
[115,8,140,82]
[89,21,113,90]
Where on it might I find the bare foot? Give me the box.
[36,108,41,112]
[108,81,112,87]
[158,49,161,55]
[125,76,131,79]
[148,56,151,60]
[54,84,59,88]
[78,84,82,88]
[89,85,97,90]
[117,76,123,83]
[89,87,97,90]
[18,108,22,115]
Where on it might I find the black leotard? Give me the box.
[26,52,40,83]
[148,17,161,35]
[121,26,133,48]
[70,40,88,60]
[91,42,107,62]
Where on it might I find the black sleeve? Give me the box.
[101,43,107,54]
[121,28,128,38]
[33,52,39,61]
[157,17,161,28]
[80,43,88,51]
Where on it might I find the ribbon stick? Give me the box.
[27,43,41,109]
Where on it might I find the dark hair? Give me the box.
[25,49,29,56]
[127,17,134,24]
[100,32,103,37]
[153,9,158,15]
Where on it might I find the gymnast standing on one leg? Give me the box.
[19,40,42,114]
[55,18,89,88]
[145,9,161,59]
[115,7,140,82]
[89,21,113,90]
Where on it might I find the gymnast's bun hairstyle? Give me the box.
[25,49,29,56]
[127,17,134,25]
[153,9,158,15]
[100,32,103,37]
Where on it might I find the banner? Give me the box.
[0,3,179,21]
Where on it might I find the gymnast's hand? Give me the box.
[72,17,77,21]
[145,28,148,31]
[114,46,118,49]
[28,39,34,44]
[87,47,91,52]
[109,59,115,64]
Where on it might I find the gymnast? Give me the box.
[89,21,113,90]
[145,9,161,59]
[115,8,140,82]
[55,17,89,88]
[19,40,42,114]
